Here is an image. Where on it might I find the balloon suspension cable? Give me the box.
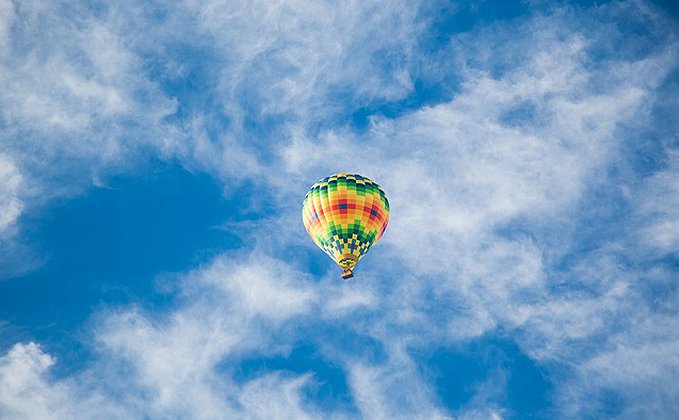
[341,268,354,280]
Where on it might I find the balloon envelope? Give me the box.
[302,173,389,278]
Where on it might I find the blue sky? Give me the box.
[1,0,678,418]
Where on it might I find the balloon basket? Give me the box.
[341,269,354,280]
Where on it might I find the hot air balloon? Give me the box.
[302,173,390,279]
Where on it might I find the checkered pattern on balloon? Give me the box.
[302,173,390,279]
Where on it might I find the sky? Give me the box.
[0,0,678,418]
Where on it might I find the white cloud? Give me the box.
[1,3,173,137]
[0,0,15,49]
[636,151,679,255]
[0,342,56,419]
[348,360,448,420]
[189,0,419,123]
[198,253,316,320]
[0,154,22,236]
[0,342,129,419]
[0,0,183,229]
[238,373,317,420]
[554,312,679,418]
[322,284,376,318]
[94,253,319,418]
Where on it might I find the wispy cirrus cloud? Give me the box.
[0,155,21,236]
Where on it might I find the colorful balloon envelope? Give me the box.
[302,173,390,279]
